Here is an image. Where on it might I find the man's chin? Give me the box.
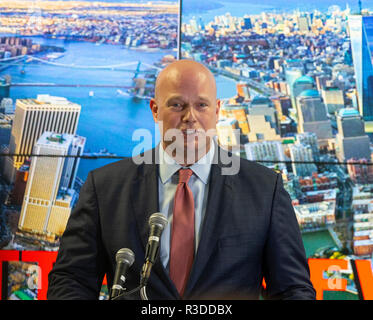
[163,138,211,165]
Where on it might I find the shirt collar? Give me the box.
[158,141,215,185]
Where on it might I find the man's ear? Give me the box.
[216,99,221,123]
[150,98,159,123]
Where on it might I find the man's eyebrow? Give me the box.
[164,95,214,105]
[166,95,184,102]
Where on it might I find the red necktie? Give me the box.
[169,168,195,297]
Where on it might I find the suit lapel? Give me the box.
[130,147,179,298]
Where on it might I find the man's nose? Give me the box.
[182,106,197,122]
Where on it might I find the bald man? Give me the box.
[48,60,316,300]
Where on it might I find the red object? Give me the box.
[21,251,58,300]
[353,259,373,300]
[170,169,195,297]
[308,258,348,300]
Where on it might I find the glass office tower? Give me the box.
[348,15,373,130]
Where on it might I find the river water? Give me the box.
[0,36,237,181]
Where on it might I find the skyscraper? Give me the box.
[242,15,252,30]
[348,15,373,130]
[289,144,317,177]
[285,67,303,109]
[18,132,86,237]
[292,75,315,115]
[321,86,345,115]
[335,108,371,161]
[296,89,333,145]
[297,16,310,33]
[3,95,81,183]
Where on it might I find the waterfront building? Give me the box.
[3,95,81,183]
[289,144,317,177]
[236,83,250,101]
[351,185,373,256]
[296,89,333,145]
[335,108,371,162]
[294,198,336,231]
[18,132,85,237]
[348,15,373,131]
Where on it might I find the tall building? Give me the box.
[296,132,320,161]
[3,95,81,183]
[289,144,317,177]
[245,140,286,171]
[18,132,86,237]
[297,16,310,33]
[335,108,371,161]
[296,89,333,145]
[249,96,280,134]
[242,15,252,30]
[292,75,315,115]
[0,76,10,107]
[321,86,345,115]
[285,67,303,109]
[348,15,373,130]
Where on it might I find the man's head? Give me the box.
[150,59,220,166]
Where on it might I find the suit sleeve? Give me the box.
[47,171,107,300]
[262,173,316,300]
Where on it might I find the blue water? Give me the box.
[0,37,237,181]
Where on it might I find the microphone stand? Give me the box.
[140,286,149,300]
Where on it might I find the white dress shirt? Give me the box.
[158,142,215,271]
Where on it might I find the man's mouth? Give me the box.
[183,129,197,135]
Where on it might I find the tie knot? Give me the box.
[178,168,193,184]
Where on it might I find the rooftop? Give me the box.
[298,89,320,98]
[294,75,315,84]
[339,108,360,118]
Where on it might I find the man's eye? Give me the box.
[199,103,208,108]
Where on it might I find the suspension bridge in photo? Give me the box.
[0,54,161,88]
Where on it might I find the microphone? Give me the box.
[140,212,168,287]
[110,248,135,299]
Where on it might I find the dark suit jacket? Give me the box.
[47,145,316,300]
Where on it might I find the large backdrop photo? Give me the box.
[0,0,373,300]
